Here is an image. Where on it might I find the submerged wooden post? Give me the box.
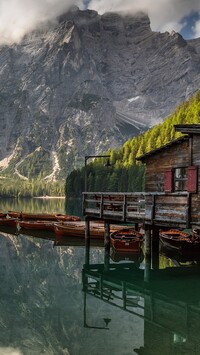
[104,247,110,272]
[85,218,90,241]
[144,256,151,283]
[85,238,90,266]
[85,218,90,265]
[145,227,152,257]
[104,221,110,249]
[152,227,160,270]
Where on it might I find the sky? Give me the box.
[0,0,200,44]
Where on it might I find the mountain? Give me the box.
[0,6,200,181]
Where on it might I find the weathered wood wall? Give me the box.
[191,136,200,225]
[144,140,190,192]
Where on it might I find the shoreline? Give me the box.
[34,196,65,199]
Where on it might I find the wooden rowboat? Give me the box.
[54,221,105,239]
[7,211,22,218]
[7,211,80,222]
[110,228,144,253]
[159,229,200,252]
[0,213,7,218]
[56,214,81,222]
[17,220,55,231]
[0,217,18,227]
[54,222,125,239]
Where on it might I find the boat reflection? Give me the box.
[110,249,144,265]
[83,244,200,354]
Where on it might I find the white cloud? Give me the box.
[0,0,77,44]
[89,0,200,34]
[0,0,200,44]
[193,16,200,38]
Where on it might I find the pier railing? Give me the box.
[83,192,190,227]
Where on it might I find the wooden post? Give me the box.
[145,227,152,257]
[104,247,110,272]
[85,218,90,242]
[152,227,159,270]
[85,218,90,265]
[144,256,151,283]
[85,238,90,266]
[104,221,110,249]
[135,223,139,231]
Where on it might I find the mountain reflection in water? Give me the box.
[0,220,200,353]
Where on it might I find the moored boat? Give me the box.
[54,221,105,238]
[54,222,125,239]
[21,212,60,221]
[110,228,144,253]
[7,211,81,222]
[159,229,200,252]
[7,211,22,218]
[17,220,55,231]
[56,214,81,222]
[0,217,18,227]
[0,213,7,218]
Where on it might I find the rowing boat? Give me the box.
[7,211,80,222]
[159,229,200,252]
[0,217,18,227]
[17,220,55,231]
[54,221,105,238]
[54,222,125,239]
[110,228,144,253]
[55,214,81,222]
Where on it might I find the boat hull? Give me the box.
[18,220,55,231]
[159,229,200,253]
[54,222,105,239]
[0,218,18,227]
[110,228,144,253]
[54,222,125,239]
[7,211,80,222]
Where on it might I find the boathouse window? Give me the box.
[174,167,187,191]
[164,166,198,193]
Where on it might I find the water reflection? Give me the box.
[83,242,200,355]
[0,197,84,219]
[1,216,200,354]
[0,197,66,214]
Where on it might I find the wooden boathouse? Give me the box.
[83,124,200,250]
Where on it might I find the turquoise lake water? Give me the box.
[0,198,200,354]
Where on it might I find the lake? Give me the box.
[0,198,200,354]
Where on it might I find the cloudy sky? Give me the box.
[0,0,200,44]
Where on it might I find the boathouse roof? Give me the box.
[137,136,189,162]
[174,124,200,134]
[137,124,200,162]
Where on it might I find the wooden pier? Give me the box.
[83,191,190,228]
[83,191,192,257]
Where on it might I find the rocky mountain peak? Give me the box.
[0,8,200,181]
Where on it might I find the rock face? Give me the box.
[0,7,200,180]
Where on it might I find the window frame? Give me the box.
[174,167,187,192]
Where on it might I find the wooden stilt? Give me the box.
[144,227,152,282]
[152,227,160,269]
[144,257,151,283]
[85,218,90,265]
[104,222,110,249]
[145,228,151,257]
[85,218,90,241]
[104,247,110,272]
[85,238,90,265]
